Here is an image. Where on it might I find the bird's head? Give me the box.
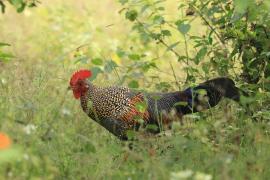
[69,69,92,99]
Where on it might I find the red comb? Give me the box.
[70,69,92,86]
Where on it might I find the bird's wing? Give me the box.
[119,92,150,126]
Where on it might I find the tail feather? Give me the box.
[202,77,240,102]
[183,77,245,113]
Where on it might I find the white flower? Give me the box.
[170,170,193,180]
[62,108,71,116]
[194,172,212,180]
[23,154,29,160]
[7,171,13,177]
[23,124,37,135]
[1,78,7,85]
[170,170,212,180]
[225,154,233,164]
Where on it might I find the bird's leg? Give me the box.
[160,112,171,131]
[177,112,184,126]
[161,109,185,130]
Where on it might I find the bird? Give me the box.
[69,69,245,140]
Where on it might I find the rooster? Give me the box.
[70,69,244,140]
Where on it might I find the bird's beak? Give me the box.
[67,86,72,91]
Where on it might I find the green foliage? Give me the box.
[0,148,22,164]
[128,80,139,88]
[0,0,39,63]
[0,0,38,13]
[191,0,270,84]
[118,0,270,132]
[125,9,138,21]
[176,21,191,35]
[119,0,270,87]
[0,42,14,62]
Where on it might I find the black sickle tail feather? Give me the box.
[146,77,247,127]
[177,77,247,114]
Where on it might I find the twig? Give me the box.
[169,61,181,90]
[189,3,227,49]
[135,19,188,66]
[158,39,188,66]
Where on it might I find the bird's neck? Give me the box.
[80,82,96,112]
[87,82,96,93]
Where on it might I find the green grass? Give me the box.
[1,1,270,179]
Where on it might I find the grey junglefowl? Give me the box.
[70,69,245,140]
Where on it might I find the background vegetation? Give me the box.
[0,0,270,179]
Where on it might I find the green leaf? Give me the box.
[157,7,165,11]
[116,48,126,57]
[154,0,166,5]
[119,0,128,5]
[135,101,147,113]
[104,60,118,73]
[89,67,103,81]
[141,4,150,13]
[194,47,207,64]
[125,10,138,21]
[178,4,186,9]
[174,101,188,107]
[152,95,162,100]
[166,41,180,51]
[91,58,103,65]
[140,32,151,43]
[0,1,6,13]
[202,63,210,73]
[195,89,207,95]
[146,124,159,131]
[10,0,26,13]
[161,30,171,37]
[0,53,14,58]
[0,42,10,47]
[128,80,139,88]
[142,62,157,72]
[126,130,135,140]
[128,54,140,61]
[177,23,191,35]
[74,56,88,64]
[10,0,22,5]
[16,2,26,13]
[208,31,213,45]
[177,56,187,62]
[153,15,165,24]
[28,2,37,7]
[0,52,14,62]
[150,33,161,40]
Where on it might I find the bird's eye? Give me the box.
[77,80,82,86]
[77,80,85,88]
